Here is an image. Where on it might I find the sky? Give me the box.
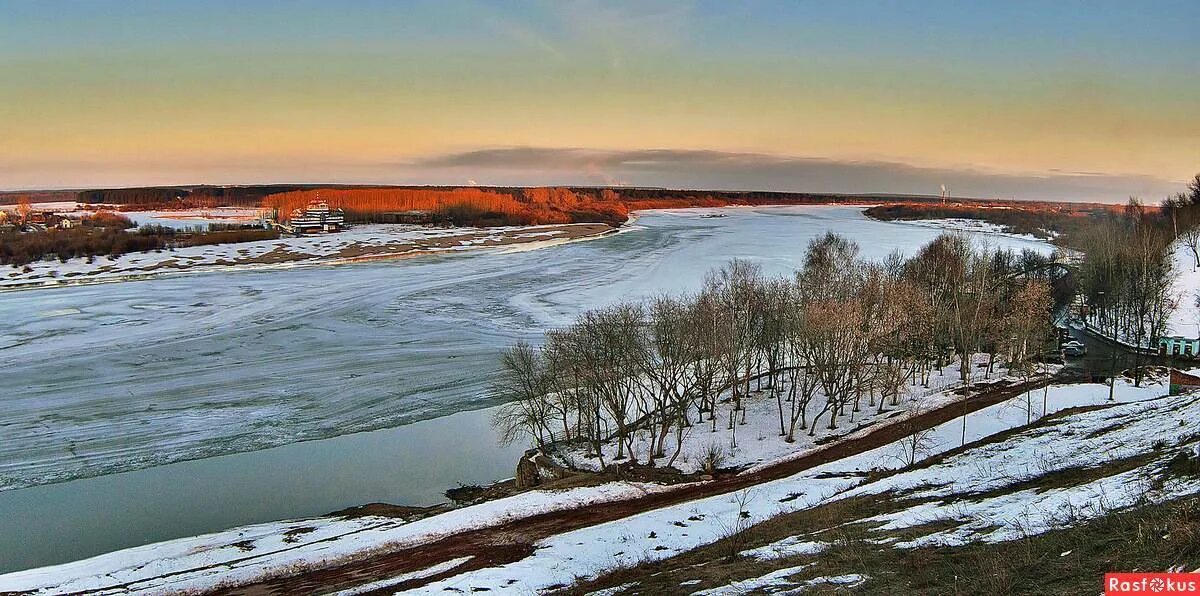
[1,0,1197,201]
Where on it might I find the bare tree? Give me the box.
[573,303,650,464]
[712,489,756,561]
[895,423,937,467]
[642,295,697,464]
[16,196,32,227]
[491,341,554,449]
[703,259,765,424]
[782,293,819,442]
[758,279,791,436]
[1181,227,1200,270]
[796,233,866,433]
[1004,279,1052,375]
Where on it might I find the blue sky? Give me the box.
[2,1,1197,199]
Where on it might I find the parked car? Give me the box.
[1061,340,1087,357]
[1035,350,1065,365]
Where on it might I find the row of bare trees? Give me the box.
[1076,199,1178,385]
[493,233,1057,469]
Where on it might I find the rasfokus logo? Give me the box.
[1106,573,1200,594]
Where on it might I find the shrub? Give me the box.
[701,442,726,475]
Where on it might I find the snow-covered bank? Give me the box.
[617,385,1200,594]
[0,222,611,290]
[892,218,1053,243]
[118,207,266,229]
[0,482,677,594]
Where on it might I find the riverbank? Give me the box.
[862,201,1115,247]
[0,222,614,290]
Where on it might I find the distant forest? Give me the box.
[61,185,948,209]
[42,184,1110,229]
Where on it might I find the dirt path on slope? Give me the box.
[56,374,1081,596]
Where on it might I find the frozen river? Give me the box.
[0,206,1054,571]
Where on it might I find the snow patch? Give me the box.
[739,537,827,561]
[690,564,810,595]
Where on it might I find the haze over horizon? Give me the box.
[3,1,1197,202]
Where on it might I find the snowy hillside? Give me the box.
[572,390,1200,595]
[414,379,1180,594]
[1168,238,1200,337]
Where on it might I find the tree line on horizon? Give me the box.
[261,187,643,227]
[55,183,1130,231]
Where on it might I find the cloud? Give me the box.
[1,147,1183,204]
[477,5,568,64]
[545,1,697,70]
[409,147,1184,203]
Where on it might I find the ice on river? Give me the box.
[0,206,1054,492]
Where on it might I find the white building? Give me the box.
[289,201,345,233]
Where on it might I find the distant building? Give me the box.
[1159,336,1199,358]
[1170,368,1200,395]
[19,211,67,232]
[289,201,345,233]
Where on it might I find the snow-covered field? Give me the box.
[0,206,1056,573]
[0,202,264,227]
[0,375,1167,593]
[0,200,83,213]
[692,569,867,595]
[118,207,265,229]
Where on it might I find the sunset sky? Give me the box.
[2,0,1197,200]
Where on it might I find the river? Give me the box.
[0,206,1053,572]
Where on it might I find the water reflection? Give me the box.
[0,405,523,573]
